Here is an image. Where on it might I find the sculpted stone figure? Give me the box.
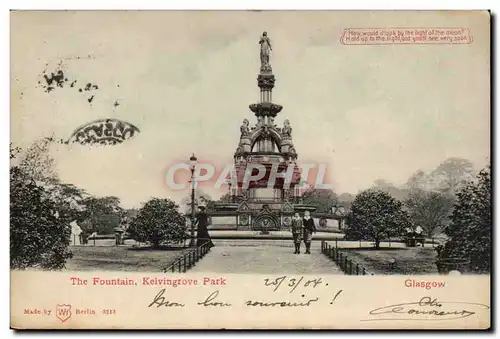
[282,119,292,137]
[259,31,272,69]
[240,119,250,136]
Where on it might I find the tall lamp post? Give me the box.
[189,153,198,247]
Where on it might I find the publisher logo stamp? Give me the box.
[55,304,72,323]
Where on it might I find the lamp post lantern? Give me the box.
[189,153,198,247]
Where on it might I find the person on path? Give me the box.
[302,210,317,254]
[195,206,214,248]
[291,212,303,254]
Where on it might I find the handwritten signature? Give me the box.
[364,296,489,321]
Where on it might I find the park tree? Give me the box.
[440,166,491,273]
[180,190,213,214]
[17,136,57,182]
[345,189,410,249]
[338,192,355,203]
[45,180,88,224]
[10,142,21,160]
[301,188,338,213]
[405,170,428,192]
[127,198,187,249]
[337,192,355,212]
[404,190,453,238]
[13,137,87,223]
[81,196,123,235]
[428,157,474,196]
[372,179,409,201]
[200,191,233,212]
[122,208,139,228]
[10,145,73,269]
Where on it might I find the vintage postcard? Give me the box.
[10,10,491,329]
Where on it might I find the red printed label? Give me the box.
[341,28,473,45]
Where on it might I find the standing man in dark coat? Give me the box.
[195,206,214,248]
[302,210,316,254]
[291,212,303,254]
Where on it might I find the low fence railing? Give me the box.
[164,242,212,273]
[321,240,374,275]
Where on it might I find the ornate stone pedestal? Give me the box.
[211,31,317,230]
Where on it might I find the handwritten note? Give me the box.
[148,276,343,309]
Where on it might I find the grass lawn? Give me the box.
[65,245,191,272]
[341,247,439,275]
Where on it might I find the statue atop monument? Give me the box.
[282,119,292,137]
[240,118,250,136]
[259,31,272,72]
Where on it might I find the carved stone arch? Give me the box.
[251,213,280,231]
[250,128,282,152]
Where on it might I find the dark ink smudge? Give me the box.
[42,69,66,92]
[37,60,101,106]
[68,118,141,146]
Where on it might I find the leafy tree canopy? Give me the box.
[345,189,410,248]
[127,198,187,248]
[440,166,491,273]
[179,190,213,214]
[81,196,123,234]
[301,188,338,213]
[404,190,453,237]
[10,164,72,269]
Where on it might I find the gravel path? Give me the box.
[189,240,344,274]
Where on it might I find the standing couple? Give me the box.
[291,210,317,254]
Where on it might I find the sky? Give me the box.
[10,11,490,208]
